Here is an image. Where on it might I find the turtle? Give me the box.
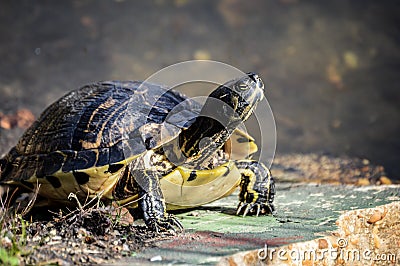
[0,72,275,232]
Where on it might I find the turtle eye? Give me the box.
[238,83,249,91]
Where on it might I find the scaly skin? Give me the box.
[236,160,275,217]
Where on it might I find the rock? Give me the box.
[218,201,400,266]
[122,244,130,252]
[150,255,163,262]
[379,176,392,185]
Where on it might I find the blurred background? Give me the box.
[0,0,399,179]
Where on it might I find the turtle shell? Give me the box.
[0,81,201,191]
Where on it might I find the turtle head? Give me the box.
[178,73,265,163]
[202,72,265,128]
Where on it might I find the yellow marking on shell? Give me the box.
[77,166,123,199]
[80,99,129,149]
[99,97,116,109]
[225,129,258,160]
[80,139,100,150]
[161,161,241,210]
[23,155,140,203]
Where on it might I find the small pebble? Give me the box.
[367,209,385,224]
[318,239,328,249]
[80,256,88,263]
[32,235,41,242]
[362,159,370,165]
[150,255,163,262]
[78,227,88,236]
[1,236,12,247]
[52,235,62,241]
[47,240,63,245]
[357,178,370,186]
[373,233,381,248]
[122,244,130,251]
[188,211,200,217]
[95,240,107,249]
[49,229,57,236]
[379,176,392,185]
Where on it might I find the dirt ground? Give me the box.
[1,196,165,265]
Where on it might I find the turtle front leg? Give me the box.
[235,160,275,217]
[134,169,183,233]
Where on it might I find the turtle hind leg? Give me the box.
[132,167,183,233]
[235,160,275,217]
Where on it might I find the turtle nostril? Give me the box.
[257,78,264,91]
[247,72,258,83]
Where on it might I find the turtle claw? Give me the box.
[255,204,261,217]
[236,202,245,216]
[236,202,274,217]
[243,204,252,217]
[147,214,183,234]
[236,202,254,217]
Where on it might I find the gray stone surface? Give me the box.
[116,183,399,265]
